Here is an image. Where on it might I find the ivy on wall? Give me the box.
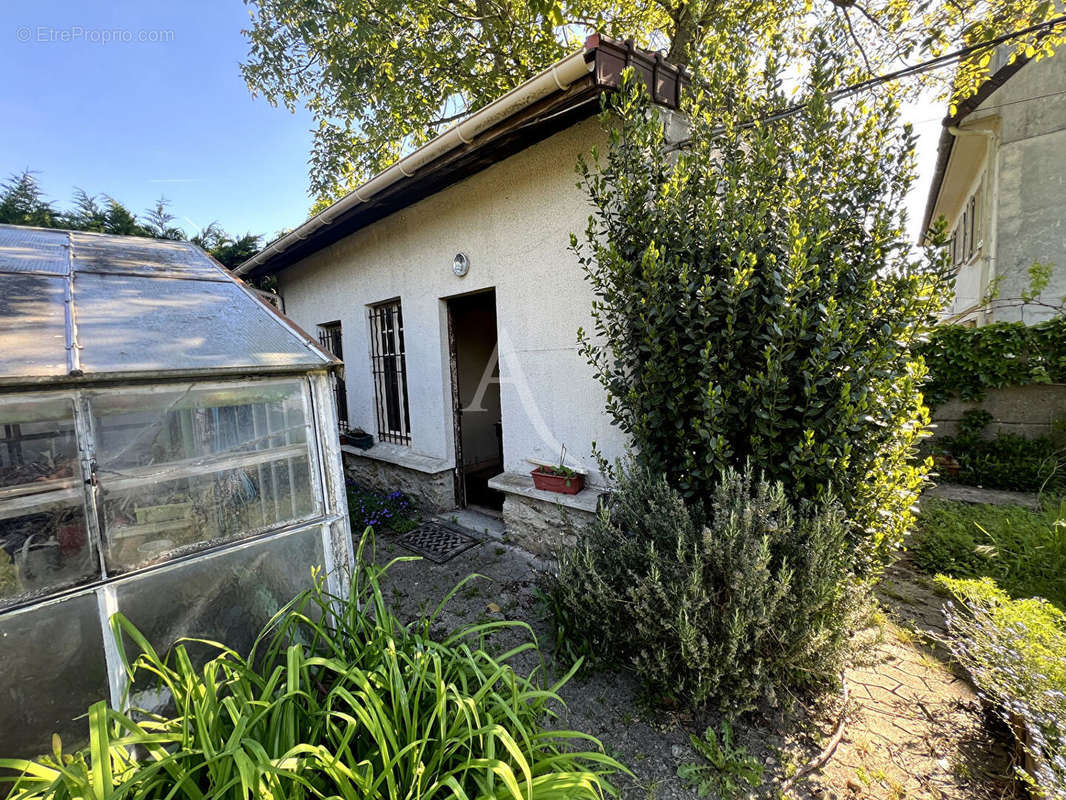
[920,316,1066,409]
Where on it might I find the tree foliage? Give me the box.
[574,43,953,571]
[0,170,262,270]
[241,0,1063,206]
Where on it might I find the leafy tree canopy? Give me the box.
[241,0,1064,206]
[0,170,262,270]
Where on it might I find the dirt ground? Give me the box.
[368,520,1019,800]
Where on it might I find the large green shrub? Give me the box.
[574,56,952,572]
[920,316,1066,410]
[913,498,1066,609]
[548,463,862,714]
[939,577,1066,797]
[1,535,621,800]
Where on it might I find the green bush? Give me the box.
[912,498,1066,609]
[574,61,952,574]
[0,534,622,800]
[938,577,1066,797]
[919,316,1066,410]
[930,409,1065,493]
[547,462,863,715]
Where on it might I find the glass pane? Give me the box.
[0,498,95,609]
[91,381,319,573]
[114,526,324,712]
[0,396,95,607]
[0,395,79,490]
[0,590,109,760]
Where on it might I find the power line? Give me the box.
[909,86,1066,126]
[670,13,1066,148]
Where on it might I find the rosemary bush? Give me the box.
[548,463,863,714]
[0,534,622,800]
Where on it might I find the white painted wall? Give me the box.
[276,118,627,487]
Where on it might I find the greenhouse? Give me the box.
[0,224,353,759]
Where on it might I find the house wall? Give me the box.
[277,117,626,492]
[937,53,1066,325]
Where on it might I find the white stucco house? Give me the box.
[236,36,687,552]
[923,47,1066,325]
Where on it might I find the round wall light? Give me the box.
[452,252,470,278]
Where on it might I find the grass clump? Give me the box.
[912,498,1066,609]
[547,462,864,715]
[939,577,1066,797]
[0,533,622,800]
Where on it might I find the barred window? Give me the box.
[368,300,411,445]
[317,322,348,430]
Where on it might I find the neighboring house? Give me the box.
[236,36,687,552]
[923,47,1066,325]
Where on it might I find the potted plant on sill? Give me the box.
[530,446,585,495]
[340,427,374,450]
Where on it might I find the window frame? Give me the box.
[317,321,349,431]
[367,299,412,446]
[0,375,333,611]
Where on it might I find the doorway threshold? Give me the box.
[434,507,507,541]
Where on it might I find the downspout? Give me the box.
[948,125,999,326]
[237,47,596,277]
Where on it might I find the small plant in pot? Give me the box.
[531,446,585,495]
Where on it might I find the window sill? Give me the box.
[341,443,453,474]
[487,471,603,514]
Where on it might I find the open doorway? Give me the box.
[446,290,504,513]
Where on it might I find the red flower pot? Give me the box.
[531,467,585,495]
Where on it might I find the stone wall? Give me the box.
[501,493,597,557]
[342,451,454,512]
[931,383,1066,439]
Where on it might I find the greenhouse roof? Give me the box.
[0,224,334,387]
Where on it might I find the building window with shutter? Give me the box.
[368,300,411,445]
[949,179,985,269]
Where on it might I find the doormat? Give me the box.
[396,521,480,564]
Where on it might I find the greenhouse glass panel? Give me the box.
[90,380,320,573]
[0,273,68,379]
[0,589,109,760]
[114,526,325,711]
[0,395,96,608]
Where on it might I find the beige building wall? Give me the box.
[932,52,1066,325]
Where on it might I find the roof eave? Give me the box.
[238,34,688,279]
[920,53,1033,238]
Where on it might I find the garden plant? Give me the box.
[913,498,1066,608]
[939,577,1066,797]
[0,533,622,800]
[549,462,863,714]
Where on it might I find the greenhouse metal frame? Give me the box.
[0,224,353,759]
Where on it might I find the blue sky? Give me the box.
[0,1,946,243]
[0,1,314,240]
